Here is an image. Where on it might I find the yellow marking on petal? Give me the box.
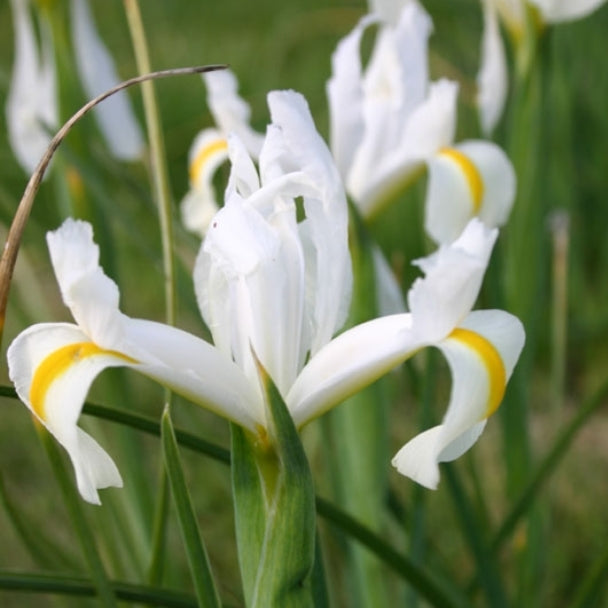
[439,148,484,213]
[449,328,506,417]
[189,138,229,186]
[30,342,137,420]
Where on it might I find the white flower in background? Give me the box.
[288,219,524,489]
[181,70,264,237]
[6,0,142,176]
[70,0,143,160]
[327,0,516,245]
[6,0,58,175]
[477,0,607,133]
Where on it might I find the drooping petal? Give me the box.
[46,219,124,350]
[8,323,127,504]
[288,314,420,427]
[408,219,497,343]
[392,309,524,488]
[180,128,228,236]
[425,141,515,244]
[6,0,58,175]
[531,0,607,22]
[477,0,508,135]
[203,68,264,157]
[70,0,143,160]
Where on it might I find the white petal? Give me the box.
[180,128,227,237]
[392,309,524,488]
[6,0,58,174]
[531,0,607,22]
[264,91,352,354]
[203,68,264,157]
[123,318,264,429]
[352,78,458,218]
[7,323,127,504]
[408,219,497,342]
[477,0,508,135]
[326,15,374,177]
[46,219,124,349]
[288,314,420,427]
[425,141,515,244]
[70,0,143,160]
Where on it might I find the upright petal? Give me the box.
[264,91,352,355]
[425,141,516,244]
[477,0,508,135]
[368,0,413,22]
[408,219,497,343]
[70,0,143,160]
[392,309,525,488]
[6,0,58,174]
[203,69,264,157]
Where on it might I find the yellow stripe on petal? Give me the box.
[189,138,228,186]
[439,148,484,213]
[30,342,137,420]
[449,328,506,417]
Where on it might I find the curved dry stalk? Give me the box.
[0,64,226,344]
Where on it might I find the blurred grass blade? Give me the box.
[0,570,197,607]
[161,407,221,608]
[491,378,608,553]
[443,467,508,608]
[0,471,78,571]
[316,497,469,608]
[38,428,117,608]
[570,541,608,608]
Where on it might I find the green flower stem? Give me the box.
[37,427,117,608]
[146,468,170,585]
[123,0,176,327]
[0,570,197,608]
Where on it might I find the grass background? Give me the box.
[0,0,607,606]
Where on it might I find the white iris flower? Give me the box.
[327,1,516,244]
[8,91,523,503]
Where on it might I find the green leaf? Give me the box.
[231,364,317,608]
[161,407,221,608]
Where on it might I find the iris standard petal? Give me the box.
[203,69,264,157]
[70,0,143,160]
[368,0,413,22]
[477,0,508,135]
[408,219,497,342]
[392,309,524,488]
[288,314,420,427]
[7,323,129,504]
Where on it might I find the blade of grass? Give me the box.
[0,570,197,607]
[161,406,221,608]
